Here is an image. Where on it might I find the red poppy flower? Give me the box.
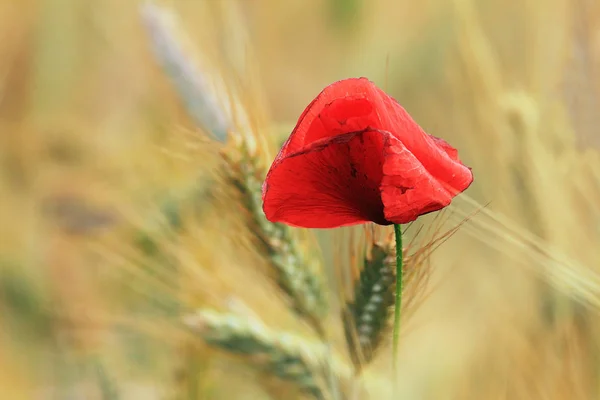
[262,77,473,229]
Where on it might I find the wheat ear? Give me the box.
[223,141,329,337]
[343,215,460,370]
[343,243,395,369]
[140,2,230,142]
[184,309,351,400]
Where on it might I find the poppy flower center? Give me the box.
[262,129,391,228]
[313,130,388,225]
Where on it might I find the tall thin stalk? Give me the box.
[392,224,404,371]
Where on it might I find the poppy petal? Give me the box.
[430,135,459,161]
[262,130,389,228]
[278,78,388,156]
[276,78,461,181]
[380,136,468,224]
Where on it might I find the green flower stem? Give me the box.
[392,223,404,371]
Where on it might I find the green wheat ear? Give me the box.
[343,243,396,369]
[183,309,351,400]
[223,142,329,337]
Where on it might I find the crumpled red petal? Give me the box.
[379,133,471,223]
[263,130,387,228]
[279,81,383,154]
[275,78,467,186]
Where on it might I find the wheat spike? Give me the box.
[223,141,329,336]
[140,2,231,142]
[343,243,395,368]
[184,309,351,400]
[342,214,461,370]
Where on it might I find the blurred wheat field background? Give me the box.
[1,0,600,399]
